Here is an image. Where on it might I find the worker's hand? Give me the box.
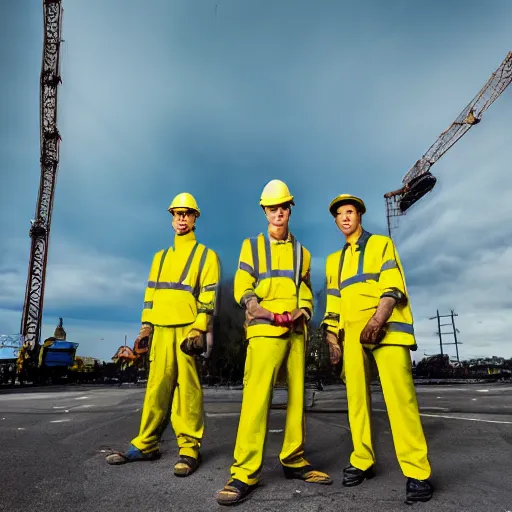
[133,336,150,355]
[199,332,214,360]
[180,329,206,356]
[290,308,307,333]
[244,297,274,322]
[290,308,304,322]
[325,331,342,365]
[273,312,293,327]
[139,323,153,339]
[300,308,311,322]
[360,316,385,344]
[360,297,396,344]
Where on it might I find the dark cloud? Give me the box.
[1,0,512,360]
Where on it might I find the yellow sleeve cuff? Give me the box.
[191,313,209,333]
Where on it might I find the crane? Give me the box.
[384,51,512,238]
[20,0,63,351]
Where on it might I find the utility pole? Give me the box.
[450,309,460,363]
[429,309,462,362]
[436,309,443,355]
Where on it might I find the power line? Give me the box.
[428,309,462,362]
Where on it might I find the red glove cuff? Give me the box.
[274,312,292,326]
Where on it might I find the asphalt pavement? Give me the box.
[0,382,511,512]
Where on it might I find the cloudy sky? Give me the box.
[1,0,511,362]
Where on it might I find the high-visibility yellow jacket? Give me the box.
[234,232,314,339]
[322,228,416,349]
[141,231,221,331]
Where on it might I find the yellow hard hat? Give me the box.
[168,192,200,217]
[260,179,295,207]
[329,194,366,217]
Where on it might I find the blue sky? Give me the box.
[1,0,511,362]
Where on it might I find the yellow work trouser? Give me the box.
[131,325,203,459]
[230,332,309,486]
[343,322,431,480]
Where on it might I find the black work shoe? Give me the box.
[405,477,434,504]
[342,464,376,487]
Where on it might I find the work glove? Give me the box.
[180,329,206,356]
[325,330,342,365]
[244,296,274,320]
[139,323,153,339]
[133,336,150,355]
[244,296,275,328]
[290,308,309,333]
[360,297,396,344]
[133,324,153,355]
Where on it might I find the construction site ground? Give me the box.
[0,382,511,512]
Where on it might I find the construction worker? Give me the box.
[216,180,332,506]
[321,194,433,504]
[106,192,221,477]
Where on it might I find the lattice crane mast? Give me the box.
[384,51,512,238]
[20,0,63,350]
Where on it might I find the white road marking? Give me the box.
[50,419,71,423]
[206,412,240,417]
[419,413,512,425]
[17,428,25,430]
[53,406,66,409]
[477,389,489,393]
[75,396,90,400]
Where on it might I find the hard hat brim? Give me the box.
[329,195,366,216]
[260,196,295,207]
[168,207,200,217]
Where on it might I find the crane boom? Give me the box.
[20,0,63,350]
[384,51,512,237]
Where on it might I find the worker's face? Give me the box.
[171,209,197,235]
[265,203,291,228]
[335,203,361,237]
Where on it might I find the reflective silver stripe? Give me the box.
[148,281,194,292]
[143,301,153,309]
[323,312,340,322]
[381,259,398,271]
[386,322,414,335]
[264,236,272,275]
[249,237,259,280]
[201,284,217,292]
[340,273,379,290]
[246,317,273,326]
[179,243,200,283]
[197,307,214,314]
[156,248,170,283]
[239,261,254,275]
[327,288,341,297]
[259,269,294,279]
[293,237,303,290]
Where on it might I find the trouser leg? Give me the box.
[373,345,431,480]
[171,325,205,459]
[344,324,375,471]
[230,336,288,485]
[279,332,308,468]
[131,326,177,453]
